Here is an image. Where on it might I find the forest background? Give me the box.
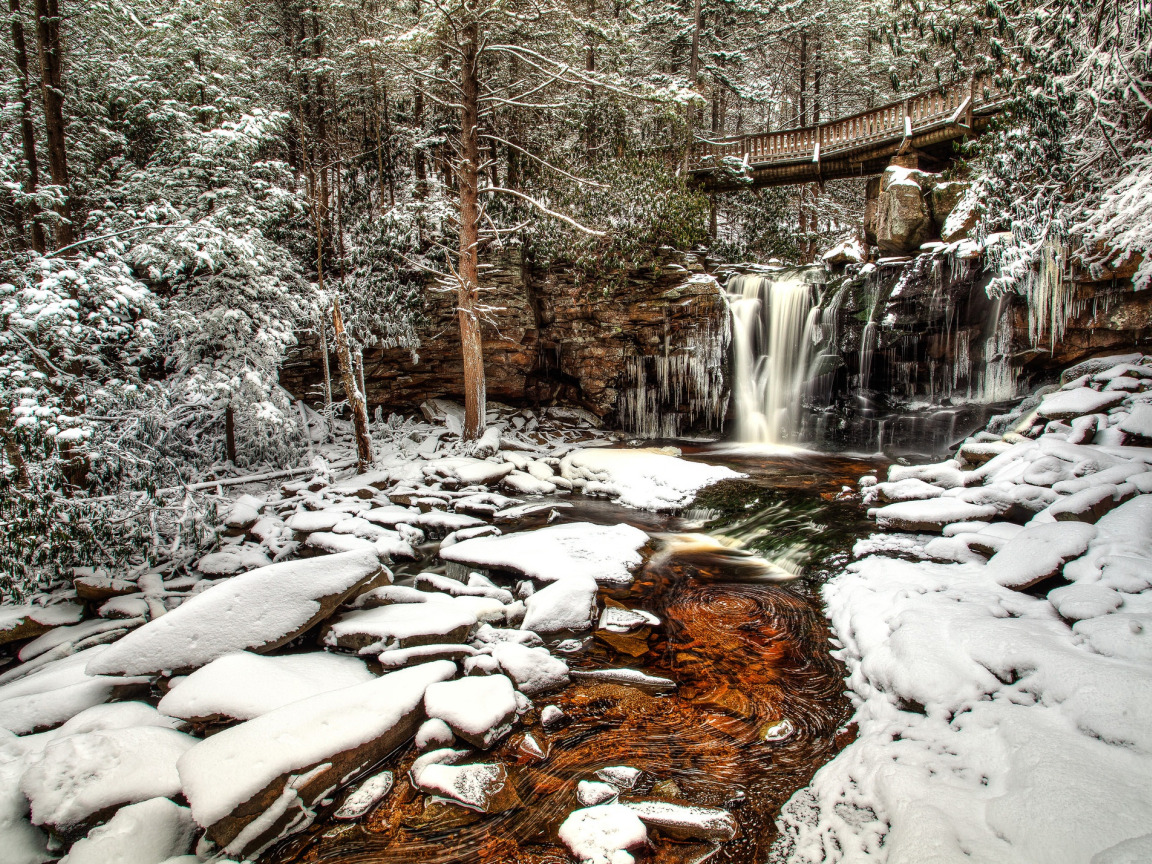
[0,0,1148,595]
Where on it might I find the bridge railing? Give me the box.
[687,79,1003,173]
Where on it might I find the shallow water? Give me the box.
[264,449,880,864]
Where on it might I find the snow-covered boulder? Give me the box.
[0,646,150,735]
[558,803,649,864]
[0,603,83,647]
[490,641,569,695]
[521,575,599,634]
[423,674,519,749]
[87,550,386,677]
[21,726,197,836]
[985,522,1097,589]
[871,499,998,532]
[60,797,195,864]
[177,660,455,859]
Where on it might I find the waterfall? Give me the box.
[727,271,819,444]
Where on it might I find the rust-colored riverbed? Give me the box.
[265,449,879,864]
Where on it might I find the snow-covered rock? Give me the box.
[521,575,599,634]
[871,498,999,532]
[570,668,676,693]
[490,641,569,694]
[177,660,455,858]
[157,651,375,723]
[623,799,737,842]
[558,803,649,864]
[87,550,385,677]
[423,674,518,749]
[560,448,741,510]
[1037,387,1126,420]
[442,522,647,586]
[0,603,83,646]
[408,748,519,813]
[323,603,477,653]
[60,797,195,864]
[333,770,393,821]
[578,780,619,806]
[985,521,1097,589]
[0,646,150,735]
[21,726,197,834]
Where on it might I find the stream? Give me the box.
[265,447,882,864]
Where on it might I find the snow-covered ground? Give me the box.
[773,353,1152,864]
[0,399,737,863]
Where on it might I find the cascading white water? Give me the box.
[727,272,818,444]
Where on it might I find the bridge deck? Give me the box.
[688,80,1006,190]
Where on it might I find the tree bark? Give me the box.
[33,0,72,248]
[331,298,374,472]
[456,16,487,441]
[10,0,45,253]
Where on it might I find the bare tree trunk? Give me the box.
[798,31,808,127]
[319,317,333,408]
[33,0,72,248]
[10,0,45,253]
[225,404,237,463]
[456,17,487,441]
[0,408,30,489]
[688,0,702,127]
[813,36,822,124]
[331,299,374,472]
[414,88,427,199]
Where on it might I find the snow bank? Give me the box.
[87,550,383,676]
[773,553,1152,864]
[560,448,741,510]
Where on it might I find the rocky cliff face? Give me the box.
[279,248,730,437]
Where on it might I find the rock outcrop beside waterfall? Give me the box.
[280,248,730,439]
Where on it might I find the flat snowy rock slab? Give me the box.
[872,499,999,532]
[87,550,384,677]
[623,800,737,841]
[1037,387,1125,419]
[177,660,455,858]
[441,522,647,586]
[0,602,83,646]
[323,603,477,652]
[0,646,149,734]
[560,448,741,510]
[158,651,376,723]
[986,521,1097,589]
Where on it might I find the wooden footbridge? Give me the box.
[688,79,1007,190]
